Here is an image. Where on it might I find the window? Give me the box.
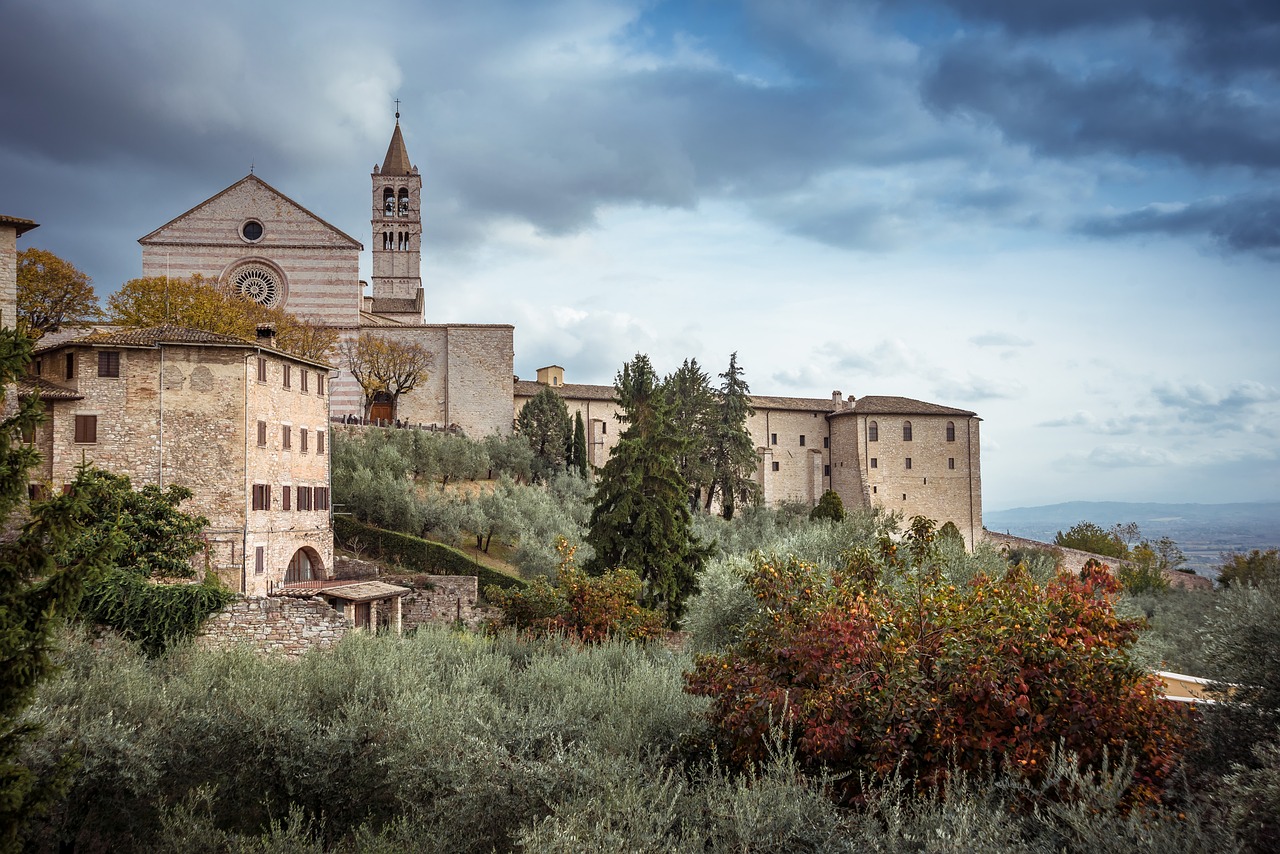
[283,364,291,389]
[946,421,956,442]
[282,425,291,450]
[297,486,313,511]
[799,435,806,447]
[868,421,878,441]
[771,461,780,472]
[97,351,120,378]
[872,486,877,494]
[257,420,267,447]
[65,353,75,380]
[282,486,291,511]
[254,546,264,575]
[73,415,97,444]
[903,421,913,441]
[20,421,35,444]
[823,437,829,449]
[870,457,877,468]
[34,358,41,376]
[317,374,325,396]
[823,464,831,477]
[905,457,912,469]
[315,487,330,511]
[948,457,956,470]
[252,484,271,510]
[770,433,777,445]
[301,371,309,393]
[317,431,325,455]
[257,358,267,383]
[28,483,49,501]
[601,422,606,434]
[300,428,308,453]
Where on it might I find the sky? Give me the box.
[1,0,1277,511]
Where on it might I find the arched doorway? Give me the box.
[285,547,326,585]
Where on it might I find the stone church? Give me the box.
[137,118,515,435]
[136,119,984,546]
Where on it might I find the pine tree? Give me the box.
[586,354,710,619]
[515,386,572,481]
[707,352,761,520]
[0,329,119,848]
[662,358,717,511]
[572,411,589,478]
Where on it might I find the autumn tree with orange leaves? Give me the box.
[685,517,1193,805]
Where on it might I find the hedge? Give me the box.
[334,515,526,591]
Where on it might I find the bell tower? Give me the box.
[370,108,425,321]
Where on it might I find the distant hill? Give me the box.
[984,501,1280,577]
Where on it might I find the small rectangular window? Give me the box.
[282,425,291,450]
[97,351,120,378]
[870,458,877,469]
[257,420,267,447]
[771,461,780,472]
[823,436,829,449]
[20,422,35,444]
[301,371,309,393]
[905,457,912,470]
[872,486,877,494]
[948,457,956,470]
[34,359,41,376]
[74,414,97,444]
[65,353,75,380]
[252,484,271,510]
[254,546,264,575]
[282,485,291,511]
[317,431,325,455]
[823,464,830,477]
[300,428,308,453]
[770,433,777,445]
[297,486,313,511]
[283,364,291,389]
[315,487,330,511]
[317,374,325,396]
[799,435,806,447]
[257,358,267,383]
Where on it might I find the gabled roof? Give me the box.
[381,122,413,176]
[514,380,618,402]
[34,324,334,370]
[850,396,977,417]
[750,394,837,412]
[138,174,362,249]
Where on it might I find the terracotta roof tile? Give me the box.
[33,324,333,370]
[12,376,83,401]
[381,122,414,176]
[851,396,977,417]
[514,380,618,402]
[0,214,38,236]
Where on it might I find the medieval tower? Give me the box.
[369,113,425,323]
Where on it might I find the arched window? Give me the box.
[946,421,956,442]
[868,421,878,442]
[383,187,395,215]
[398,187,410,215]
[903,421,913,441]
[285,547,325,585]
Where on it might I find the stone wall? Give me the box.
[981,530,1214,590]
[399,575,490,630]
[197,596,349,658]
[0,224,16,329]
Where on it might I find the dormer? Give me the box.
[536,365,565,387]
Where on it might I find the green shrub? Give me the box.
[334,515,524,591]
[78,571,232,656]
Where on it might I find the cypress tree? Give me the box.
[572,411,588,477]
[708,352,761,520]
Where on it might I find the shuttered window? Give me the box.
[74,415,97,444]
[300,428,308,453]
[98,351,120,377]
[282,426,291,450]
[257,358,267,382]
[252,484,271,510]
[317,431,325,455]
[282,486,291,511]
[257,420,267,447]
[254,546,264,575]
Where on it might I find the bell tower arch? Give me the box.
[370,108,424,320]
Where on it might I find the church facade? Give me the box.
[137,120,983,546]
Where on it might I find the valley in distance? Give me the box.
[984,500,1280,578]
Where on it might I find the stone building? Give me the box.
[138,119,513,436]
[26,324,334,596]
[1,213,39,329]
[515,368,984,547]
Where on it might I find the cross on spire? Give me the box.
[394,98,401,121]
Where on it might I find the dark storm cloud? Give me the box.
[921,41,1280,171]
[1075,193,1280,256]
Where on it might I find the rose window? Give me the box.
[232,264,281,308]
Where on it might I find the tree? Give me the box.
[685,523,1192,805]
[809,489,845,523]
[663,358,716,510]
[0,329,120,848]
[1053,520,1132,559]
[1216,549,1280,588]
[706,352,760,519]
[340,333,434,420]
[585,354,711,618]
[16,248,103,336]
[107,274,337,361]
[571,411,589,478]
[515,387,572,480]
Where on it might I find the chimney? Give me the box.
[256,324,276,348]
[832,390,842,405]
[846,394,856,411]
